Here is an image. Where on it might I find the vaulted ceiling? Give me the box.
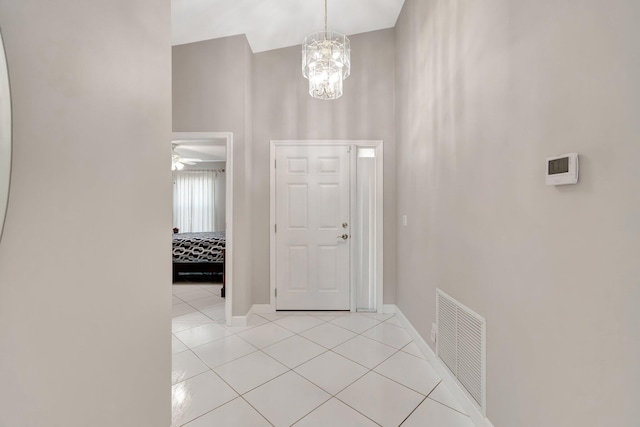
[172,0,406,52]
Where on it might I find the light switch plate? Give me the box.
[431,323,437,343]
[402,215,408,227]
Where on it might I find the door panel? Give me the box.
[276,145,350,310]
[287,185,308,229]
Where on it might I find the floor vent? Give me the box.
[436,289,486,415]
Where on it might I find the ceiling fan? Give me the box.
[171,144,204,171]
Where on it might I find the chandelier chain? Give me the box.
[324,0,328,33]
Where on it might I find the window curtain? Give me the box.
[173,170,226,232]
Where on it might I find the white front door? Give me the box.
[275,145,351,310]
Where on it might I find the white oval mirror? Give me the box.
[0,28,11,242]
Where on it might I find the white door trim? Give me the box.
[172,132,233,325]
[270,140,384,313]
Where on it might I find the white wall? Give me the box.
[395,0,640,425]
[0,1,172,426]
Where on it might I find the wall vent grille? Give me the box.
[436,289,486,415]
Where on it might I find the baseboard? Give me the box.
[392,305,495,427]
[230,305,254,327]
[230,304,275,327]
[382,304,396,314]
[252,304,274,314]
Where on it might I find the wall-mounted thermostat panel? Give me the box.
[546,153,579,185]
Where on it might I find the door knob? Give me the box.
[338,234,349,240]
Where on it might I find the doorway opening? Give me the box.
[172,132,233,324]
[269,140,384,313]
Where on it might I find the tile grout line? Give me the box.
[238,394,276,427]
[398,395,429,427]
[427,394,472,418]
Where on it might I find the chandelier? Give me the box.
[302,0,350,100]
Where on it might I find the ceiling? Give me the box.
[173,139,226,163]
[172,0,406,52]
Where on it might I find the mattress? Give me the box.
[172,231,225,263]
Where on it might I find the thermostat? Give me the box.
[546,153,578,186]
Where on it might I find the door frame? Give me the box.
[172,132,234,325]
[270,140,384,313]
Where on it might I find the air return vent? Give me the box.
[436,289,486,415]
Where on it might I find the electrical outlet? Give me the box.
[431,323,437,343]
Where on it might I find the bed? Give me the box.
[172,231,226,297]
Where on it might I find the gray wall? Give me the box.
[395,0,640,426]
[173,36,254,315]
[0,0,172,426]
[251,29,397,305]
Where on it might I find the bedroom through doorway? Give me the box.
[171,132,233,325]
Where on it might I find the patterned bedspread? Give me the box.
[172,232,225,263]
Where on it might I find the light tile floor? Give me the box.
[172,284,475,427]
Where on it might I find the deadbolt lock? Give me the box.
[342,223,348,228]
